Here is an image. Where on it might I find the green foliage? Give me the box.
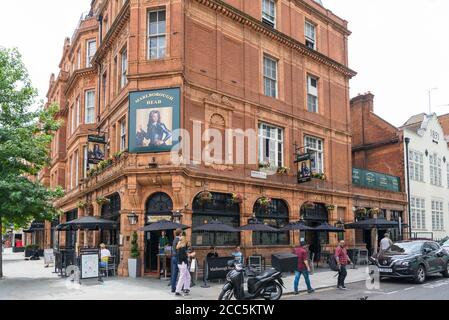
[130,232,140,259]
[0,47,63,228]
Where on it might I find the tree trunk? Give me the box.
[0,216,3,278]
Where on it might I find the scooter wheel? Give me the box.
[265,283,283,301]
[218,289,233,300]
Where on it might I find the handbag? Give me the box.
[189,258,197,273]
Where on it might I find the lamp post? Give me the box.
[404,137,412,240]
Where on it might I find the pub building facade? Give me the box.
[41,0,358,276]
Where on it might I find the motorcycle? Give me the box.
[218,260,285,301]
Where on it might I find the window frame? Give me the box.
[86,39,97,68]
[258,122,284,168]
[409,149,424,182]
[304,135,324,174]
[429,153,442,187]
[262,0,276,28]
[84,90,96,124]
[411,197,426,230]
[305,21,316,50]
[307,74,319,113]
[120,48,128,88]
[147,8,167,60]
[120,118,127,151]
[263,55,278,98]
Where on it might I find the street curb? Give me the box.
[282,279,367,297]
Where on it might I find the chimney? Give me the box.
[350,92,374,113]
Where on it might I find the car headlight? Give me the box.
[395,260,411,267]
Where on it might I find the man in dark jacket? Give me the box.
[170,228,182,293]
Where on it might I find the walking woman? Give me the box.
[175,235,191,296]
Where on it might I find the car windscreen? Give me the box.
[387,242,422,254]
[443,239,449,247]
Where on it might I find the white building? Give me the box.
[402,113,449,240]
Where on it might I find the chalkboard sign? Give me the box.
[44,249,55,265]
[352,168,401,192]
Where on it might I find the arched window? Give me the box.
[192,192,240,246]
[146,192,173,216]
[100,193,121,246]
[253,198,289,246]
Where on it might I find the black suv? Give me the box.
[370,240,449,284]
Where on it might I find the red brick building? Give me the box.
[41,0,357,276]
[350,93,408,251]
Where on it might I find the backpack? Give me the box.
[328,255,339,271]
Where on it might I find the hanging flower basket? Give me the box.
[311,172,326,181]
[368,208,380,216]
[303,201,315,210]
[326,204,336,211]
[77,200,89,209]
[96,196,111,206]
[277,166,289,175]
[258,196,272,208]
[231,193,244,204]
[198,191,213,205]
[355,207,367,216]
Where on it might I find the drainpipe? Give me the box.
[96,14,103,125]
[404,137,412,240]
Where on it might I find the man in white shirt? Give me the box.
[380,233,393,252]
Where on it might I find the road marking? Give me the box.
[403,287,415,291]
[384,290,399,295]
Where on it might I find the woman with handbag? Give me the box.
[175,235,192,296]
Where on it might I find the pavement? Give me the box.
[0,252,370,300]
[285,275,449,300]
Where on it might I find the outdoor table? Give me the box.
[157,254,172,279]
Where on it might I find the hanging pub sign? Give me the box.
[128,88,181,154]
[87,135,106,165]
[295,153,312,183]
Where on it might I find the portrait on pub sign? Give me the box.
[128,88,180,153]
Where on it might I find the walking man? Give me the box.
[379,233,393,252]
[335,240,352,290]
[170,228,182,293]
[293,241,315,295]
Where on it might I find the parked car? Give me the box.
[441,238,449,254]
[370,240,449,284]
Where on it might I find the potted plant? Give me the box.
[128,231,141,278]
[112,151,124,162]
[368,208,380,217]
[231,193,244,204]
[355,207,367,219]
[258,161,271,169]
[24,244,39,258]
[87,168,97,177]
[96,196,110,206]
[198,191,213,205]
[277,166,289,175]
[312,172,326,180]
[258,196,272,208]
[326,204,336,211]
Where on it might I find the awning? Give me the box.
[23,222,45,233]
[345,218,402,230]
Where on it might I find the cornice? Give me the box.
[292,0,351,36]
[193,0,356,78]
[64,68,97,96]
[93,0,130,63]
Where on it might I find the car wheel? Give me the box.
[414,265,426,284]
[442,262,449,278]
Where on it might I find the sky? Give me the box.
[0,0,448,127]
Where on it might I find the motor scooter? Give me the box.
[218,260,285,300]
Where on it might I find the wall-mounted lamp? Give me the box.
[127,211,138,225]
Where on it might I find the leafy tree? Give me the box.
[0,47,64,278]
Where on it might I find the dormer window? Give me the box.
[262,0,276,28]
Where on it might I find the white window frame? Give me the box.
[86,39,97,68]
[307,75,319,113]
[262,0,276,27]
[305,135,324,174]
[431,199,444,231]
[120,48,128,88]
[305,21,316,50]
[411,197,426,230]
[429,153,442,187]
[263,55,278,98]
[409,149,424,182]
[258,123,284,168]
[74,150,79,187]
[120,118,127,151]
[83,146,88,178]
[85,90,95,124]
[147,9,166,60]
